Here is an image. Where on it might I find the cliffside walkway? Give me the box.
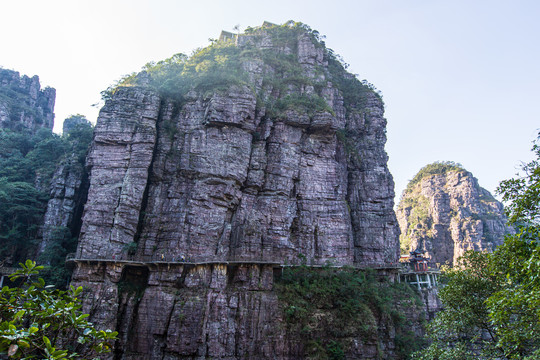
[65,253,401,271]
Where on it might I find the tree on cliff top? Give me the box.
[100,21,380,112]
[405,161,465,193]
[414,135,540,359]
[0,260,117,359]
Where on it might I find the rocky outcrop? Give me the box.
[71,23,404,359]
[397,163,514,266]
[0,69,55,133]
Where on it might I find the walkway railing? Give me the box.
[65,253,401,269]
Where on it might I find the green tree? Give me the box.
[0,119,93,271]
[497,134,540,224]
[0,260,117,359]
[414,135,540,359]
[0,179,48,262]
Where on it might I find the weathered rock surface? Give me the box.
[0,68,55,133]
[74,263,425,360]
[39,153,89,257]
[72,23,405,359]
[397,164,514,266]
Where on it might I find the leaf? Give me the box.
[14,309,26,320]
[43,335,52,350]
[17,339,30,348]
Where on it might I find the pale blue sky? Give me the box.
[1,0,538,202]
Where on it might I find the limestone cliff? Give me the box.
[0,68,55,133]
[397,162,514,266]
[71,22,406,359]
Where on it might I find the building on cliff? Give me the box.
[397,162,515,267]
[67,22,410,359]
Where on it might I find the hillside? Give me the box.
[397,161,514,266]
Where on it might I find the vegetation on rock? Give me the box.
[0,71,54,130]
[102,21,380,117]
[276,264,425,359]
[405,161,465,194]
[0,117,93,286]
[398,194,431,255]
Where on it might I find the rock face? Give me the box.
[0,69,55,133]
[38,153,89,257]
[397,163,514,266]
[71,23,403,359]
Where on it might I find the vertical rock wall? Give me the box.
[39,154,89,256]
[75,78,398,266]
[71,25,402,359]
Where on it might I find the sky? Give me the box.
[1,0,539,203]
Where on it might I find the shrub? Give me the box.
[0,260,117,359]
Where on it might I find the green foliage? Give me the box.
[487,229,540,358]
[103,21,377,123]
[0,84,50,128]
[0,260,117,359]
[336,129,361,163]
[123,241,138,255]
[327,56,382,110]
[326,340,345,360]
[62,116,94,165]
[0,179,48,262]
[414,238,540,359]
[104,41,248,105]
[406,161,465,193]
[414,251,504,359]
[276,265,424,359]
[38,227,78,289]
[0,118,93,268]
[267,93,333,119]
[497,133,540,225]
[399,194,431,254]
